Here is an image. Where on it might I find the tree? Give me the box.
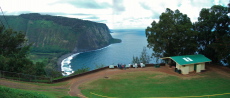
[194,5,230,64]
[0,26,47,76]
[132,47,151,64]
[146,8,197,59]
[132,55,140,64]
[0,26,30,57]
[0,26,31,72]
[139,47,151,64]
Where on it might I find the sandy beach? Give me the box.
[57,52,76,72]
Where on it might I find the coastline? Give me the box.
[57,40,121,73]
[57,52,76,72]
[57,46,109,72]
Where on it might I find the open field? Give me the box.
[0,80,71,98]
[0,64,230,98]
[0,86,49,98]
[78,65,230,98]
[80,71,230,98]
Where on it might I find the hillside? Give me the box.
[0,13,120,53]
[0,13,121,72]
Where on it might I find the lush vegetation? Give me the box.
[0,81,78,98]
[0,13,120,82]
[4,15,78,53]
[0,26,46,76]
[80,71,230,98]
[0,25,64,80]
[1,13,114,54]
[0,13,118,73]
[29,52,65,78]
[0,86,48,98]
[146,8,197,57]
[194,5,230,64]
[146,5,230,65]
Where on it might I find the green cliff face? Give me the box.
[1,13,117,53]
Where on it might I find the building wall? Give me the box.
[181,65,189,74]
[196,63,205,73]
[188,64,194,72]
[196,64,202,73]
[200,63,205,70]
[176,63,180,69]
[176,64,190,74]
[175,62,206,74]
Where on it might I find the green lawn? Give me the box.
[0,80,78,98]
[79,71,230,98]
[0,86,48,98]
[0,85,81,98]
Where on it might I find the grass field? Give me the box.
[0,80,76,98]
[0,86,49,98]
[79,71,230,98]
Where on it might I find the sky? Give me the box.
[0,0,229,29]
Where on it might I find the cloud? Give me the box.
[70,13,93,16]
[85,15,100,19]
[112,0,125,15]
[1,0,229,29]
[55,0,111,9]
[96,20,107,23]
[139,2,151,10]
[138,1,161,19]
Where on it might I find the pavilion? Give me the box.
[161,54,211,74]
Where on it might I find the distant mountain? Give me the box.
[0,13,120,53]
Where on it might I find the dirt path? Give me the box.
[206,64,230,77]
[1,65,230,98]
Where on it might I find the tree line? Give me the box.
[146,5,229,65]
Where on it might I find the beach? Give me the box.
[57,44,117,74]
[57,52,76,72]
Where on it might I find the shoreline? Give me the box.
[57,52,76,72]
[57,41,121,73]
[56,47,108,72]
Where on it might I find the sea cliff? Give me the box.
[0,13,121,71]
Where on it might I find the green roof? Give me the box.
[163,54,211,65]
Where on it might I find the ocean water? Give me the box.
[61,29,156,75]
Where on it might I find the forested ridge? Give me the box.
[1,13,114,53]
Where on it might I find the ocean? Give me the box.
[61,29,157,75]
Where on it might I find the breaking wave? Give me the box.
[61,45,111,76]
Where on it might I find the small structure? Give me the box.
[109,65,114,68]
[161,54,211,74]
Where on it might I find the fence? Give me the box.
[0,70,52,83]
